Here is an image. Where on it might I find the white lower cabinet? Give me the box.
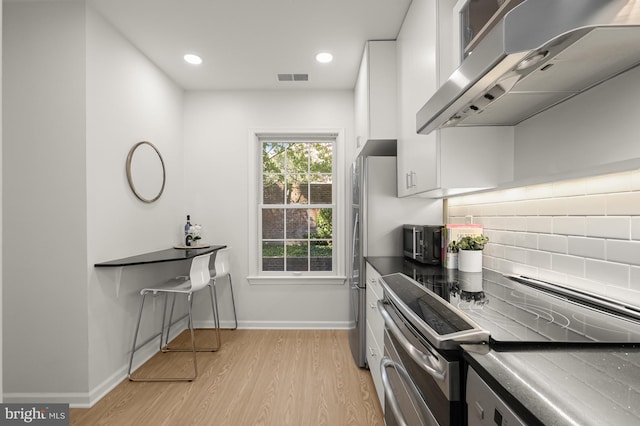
[365,262,385,409]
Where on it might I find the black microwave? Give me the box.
[403,225,442,265]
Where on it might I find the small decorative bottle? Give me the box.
[184,215,192,246]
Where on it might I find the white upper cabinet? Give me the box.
[397,0,514,197]
[354,41,397,152]
[396,0,438,196]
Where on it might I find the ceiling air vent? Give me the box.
[277,73,309,82]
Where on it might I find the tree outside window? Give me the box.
[261,140,334,272]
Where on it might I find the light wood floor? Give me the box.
[71,329,383,426]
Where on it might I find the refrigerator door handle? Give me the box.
[351,212,359,276]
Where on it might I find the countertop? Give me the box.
[463,345,640,426]
[366,256,640,426]
[94,245,226,267]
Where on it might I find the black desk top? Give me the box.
[94,245,226,267]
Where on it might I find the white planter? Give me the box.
[458,250,483,272]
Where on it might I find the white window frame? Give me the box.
[247,129,346,285]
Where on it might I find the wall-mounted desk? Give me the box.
[94,245,227,295]
[94,245,226,267]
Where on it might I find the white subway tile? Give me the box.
[607,240,640,266]
[586,217,630,239]
[491,231,515,246]
[495,202,517,216]
[506,217,527,232]
[448,205,466,218]
[606,192,640,215]
[525,184,554,200]
[553,217,586,236]
[632,218,640,241]
[631,266,640,291]
[490,217,507,231]
[481,203,499,217]
[484,243,505,259]
[505,247,528,263]
[538,198,568,216]
[539,234,568,253]
[568,276,609,297]
[514,200,538,216]
[514,232,538,249]
[632,169,640,191]
[537,269,568,285]
[566,195,607,216]
[527,216,553,233]
[526,250,552,269]
[567,236,606,260]
[552,254,585,276]
[605,286,640,309]
[587,172,632,194]
[509,262,538,277]
[553,179,588,197]
[585,259,630,287]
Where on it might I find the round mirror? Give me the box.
[126,141,166,203]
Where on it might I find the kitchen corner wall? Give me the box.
[4,1,185,407]
[448,168,640,307]
[183,90,354,328]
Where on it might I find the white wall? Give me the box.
[183,90,355,328]
[3,0,89,399]
[1,0,4,402]
[514,65,640,183]
[3,1,186,406]
[85,6,185,403]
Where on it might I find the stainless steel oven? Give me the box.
[379,301,459,426]
[378,273,489,426]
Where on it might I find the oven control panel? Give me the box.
[466,367,525,426]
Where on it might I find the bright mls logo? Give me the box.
[1,404,68,425]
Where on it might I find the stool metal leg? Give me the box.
[163,286,221,353]
[127,291,149,380]
[227,274,238,330]
[129,291,199,382]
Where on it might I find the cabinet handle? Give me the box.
[406,171,417,189]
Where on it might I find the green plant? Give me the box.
[456,235,489,251]
[448,240,459,253]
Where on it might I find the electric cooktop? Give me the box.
[381,269,640,347]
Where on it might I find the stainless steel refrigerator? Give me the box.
[348,140,440,368]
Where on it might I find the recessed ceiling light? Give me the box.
[184,54,203,65]
[315,52,333,64]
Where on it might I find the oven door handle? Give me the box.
[378,300,446,383]
[380,357,439,426]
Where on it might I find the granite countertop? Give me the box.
[366,256,640,426]
[463,345,640,426]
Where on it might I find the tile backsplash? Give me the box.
[447,168,640,308]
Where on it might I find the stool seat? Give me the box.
[127,252,220,382]
[210,247,237,330]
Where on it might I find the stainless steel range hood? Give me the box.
[417,0,640,135]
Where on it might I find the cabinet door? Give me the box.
[396,0,439,196]
[365,263,385,408]
[355,41,397,153]
[354,46,369,151]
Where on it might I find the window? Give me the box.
[259,136,335,274]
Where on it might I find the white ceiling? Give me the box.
[88,0,413,91]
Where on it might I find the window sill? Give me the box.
[248,276,347,285]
